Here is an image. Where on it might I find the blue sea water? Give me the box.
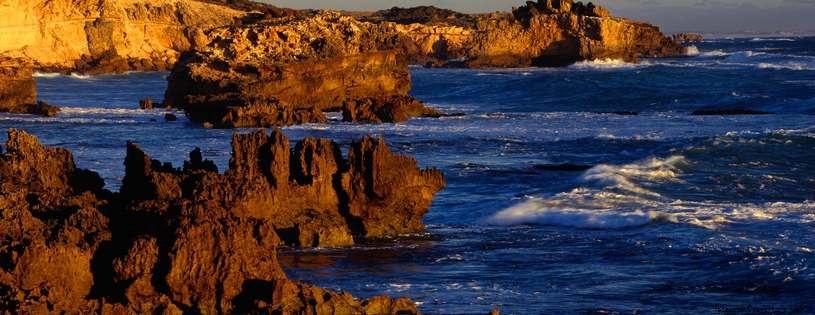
[3,36,815,314]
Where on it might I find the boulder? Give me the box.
[139,97,153,109]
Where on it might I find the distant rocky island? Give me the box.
[1,0,695,314]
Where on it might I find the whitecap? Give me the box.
[567,58,641,70]
[684,45,700,56]
[582,156,689,196]
[484,198,673,229]
[32,72,62,78]
[699,49,729,57]
[725,51,763,61]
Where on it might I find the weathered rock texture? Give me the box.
[0,0,244,73]
[1,128,441,314]
[458,0,686,67]
[161,10,426,127]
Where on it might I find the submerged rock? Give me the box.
[1,128,438,314]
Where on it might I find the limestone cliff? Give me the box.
[1,128,437,314]
[0,0,243,73]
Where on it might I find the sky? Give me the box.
[257,0,815,34]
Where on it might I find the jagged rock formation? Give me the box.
[1,128,441,314]
[673,33,704,42]
[457,0,686,67]
[0,0,244,73]
[343,95,444,123]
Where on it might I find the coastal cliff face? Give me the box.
[461,0,685,67]
[0,128,437,314]
[0,0,242,73]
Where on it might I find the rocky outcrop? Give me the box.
[456,0,686,67]
[161,10,424,127]
[0,0,244,73]
[343,95,444,123]
[1,128,436,314]
[673,33,704,43]
[121,128,445,241]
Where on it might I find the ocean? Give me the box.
[3,36,815,314]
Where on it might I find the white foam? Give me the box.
[725,51,764,61]
[758,61,815,71]
[684,45,700,56]
[750,37,796,42]
[699,49,729,57]
[568,58,641,70]
[484,198,673,229]
[32,72,61,78]
[582,156,688,196]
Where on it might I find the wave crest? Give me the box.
[484,198,675,229]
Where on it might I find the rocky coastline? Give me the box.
[0,1,693,313]
[0,128,444,314]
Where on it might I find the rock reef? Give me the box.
[0,128,443,314]
[673,33,704,43]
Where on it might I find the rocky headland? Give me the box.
[0,127,444,314]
